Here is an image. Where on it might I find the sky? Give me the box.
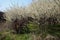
[0,0,32,11]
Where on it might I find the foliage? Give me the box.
[27,21,39,34]
[0,31,33,40]
[48,24,60,37]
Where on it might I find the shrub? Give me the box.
[27,21,39,34]
[12,17,34,34]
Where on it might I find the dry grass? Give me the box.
[4,0,60,22]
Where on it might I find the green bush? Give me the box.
[27,22,39,34]
[48,24,60,37]
[0,31,33,40]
